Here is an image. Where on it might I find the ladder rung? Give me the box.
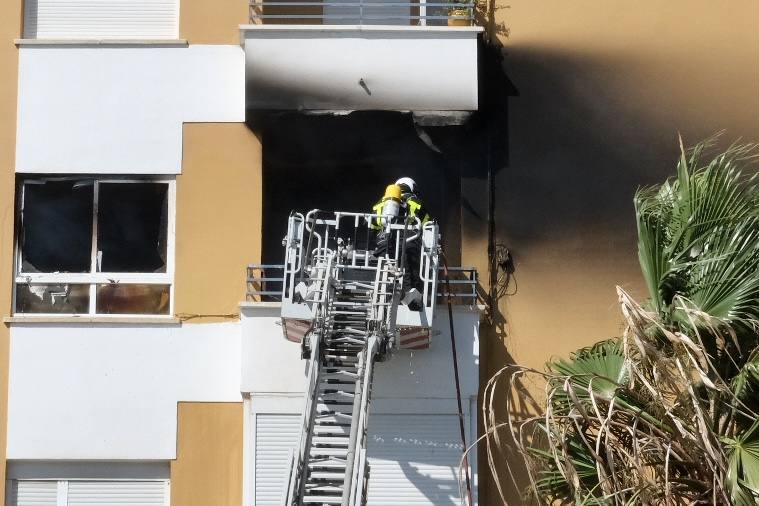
[309,471,346,480]
[312,436,349,446]
[315,413,353,423]
[316,404,353,414]
[310,447,348,457]
[318,392,355,401]
[304,485,344,493]
[313,425,351,435]
[302,496,342,503]
[308,458,347,468]
[322,371,359,379]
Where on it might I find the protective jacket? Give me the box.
[370,192,430,230]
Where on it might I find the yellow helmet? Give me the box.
[383,184,402,201]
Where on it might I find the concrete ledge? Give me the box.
[241,24,479,111]
[239,301,282,309]
[4,316,181,325]
[239,301,484,314]
[15,39,189,47]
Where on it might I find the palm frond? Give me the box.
[635,139,759,330]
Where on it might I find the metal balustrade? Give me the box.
[247,264,478,305]
[248,0,476,25]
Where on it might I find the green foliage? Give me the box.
[494,139,759,505]
[635,139,759,329]
[548,340,627,401]
[725,420,759,505]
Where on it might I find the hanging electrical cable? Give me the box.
[442,252,475,506]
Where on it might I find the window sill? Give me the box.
[14,39,188,47]
[3,315,181,325]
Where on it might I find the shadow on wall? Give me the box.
[484,39,759,504]
[496,44,756,249]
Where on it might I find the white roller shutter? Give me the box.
[24,0,178,40]
[13,481,58,506]
[67,480,167,505]
[7,480,168,506]
[253,413,465,506]
[366,415,462,505]
[254,414,303,506]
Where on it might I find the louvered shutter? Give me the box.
[366,415,463,505]
[254,414,302,506]
[253,413,465,506]
[24,0,178,40]
[67,480,167,505]
[13,481,58,506]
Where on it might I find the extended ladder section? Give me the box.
[280,211,439,506]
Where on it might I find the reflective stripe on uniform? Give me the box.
[370,201,384,229]
[406,198,429,224]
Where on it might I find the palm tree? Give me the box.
[485,139,759,505]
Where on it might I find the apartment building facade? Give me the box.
[0,1,488,505]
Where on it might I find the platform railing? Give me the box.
[248,0,475,26]
[247,264,478,305]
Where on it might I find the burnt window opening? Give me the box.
[97,183,168,273]
[15,178,174,316]
[15,283,90,314]
[20,180,93,273]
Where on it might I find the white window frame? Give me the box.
[13,177,176,318]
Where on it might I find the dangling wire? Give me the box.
[494,243,517,298]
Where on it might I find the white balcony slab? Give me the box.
[239,301,481,398]
[241,25,481,111]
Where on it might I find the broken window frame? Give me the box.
[13,177,176,317]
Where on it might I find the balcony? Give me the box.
[240,0,482,113]
[246,264,479,305]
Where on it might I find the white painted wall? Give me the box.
[240,302,480,398]
[242,26,481,111]
[16,45,245,174]
[7,322,242,460]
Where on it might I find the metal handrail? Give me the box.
[247,264,478,305]
[249,0,476,25]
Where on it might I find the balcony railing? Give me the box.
[248,0,476,26]
[246,264,479,306]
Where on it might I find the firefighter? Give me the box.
[370,177,430,310]
[394,177,430,225]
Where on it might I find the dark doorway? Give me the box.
[257,111,462,266]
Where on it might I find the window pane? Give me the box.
[96,284,170,315]
[15,284,90,314]
[20,180,93,273]
[97,183,168,273]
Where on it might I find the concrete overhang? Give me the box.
[240,24,482,112]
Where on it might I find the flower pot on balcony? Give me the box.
[447,8,470,26]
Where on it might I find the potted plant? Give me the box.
[447,0,471,26]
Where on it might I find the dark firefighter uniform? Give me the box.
[370,186,431,305]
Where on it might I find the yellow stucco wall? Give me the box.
[174,123,263,322]
[170,402,243,506]
[492,0,759,366]
[475,1,759,503]
[180,0,249,44]
[0,1,22,501]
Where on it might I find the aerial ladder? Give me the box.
[278,209,440,506]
